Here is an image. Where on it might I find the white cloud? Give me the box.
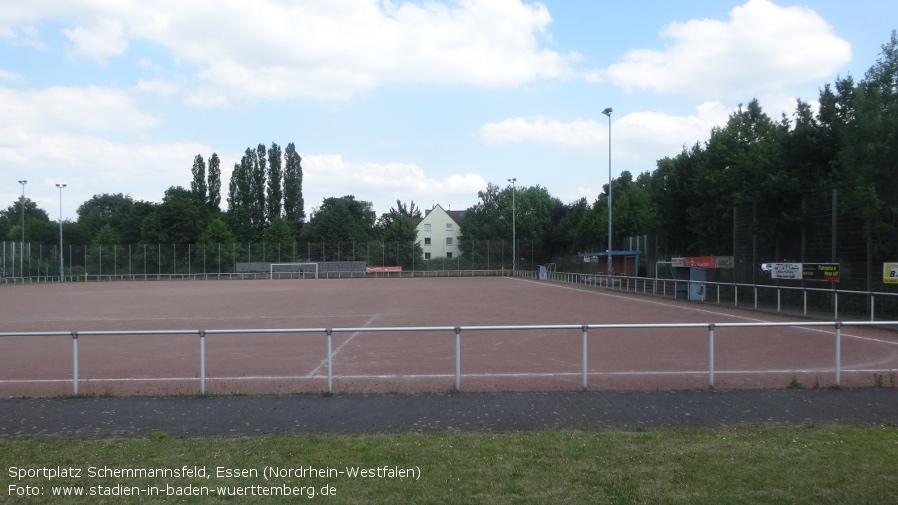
[0,16,46,50]
[601,0,851,100]
[0,85,198,218]
[3,0,577,104]
[61,18,128,66]
[133,78,181,97]
[0,68,25,82]
[302,154,486,213]
[479,116,603,149]
[478,102,732,161]
[0,86,159,133]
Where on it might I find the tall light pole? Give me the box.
[56,184,66,281]
[602,107,613,282]
[18,179,27,278]
[507,178,517,272]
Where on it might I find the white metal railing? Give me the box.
[0,269,510,284]
[2,320,895,396]
[537,270,898,322]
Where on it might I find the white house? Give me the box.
[416,204,465,260]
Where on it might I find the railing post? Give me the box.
[581,325,589,391]
[777,288,781,313]
[835,322,841,387]
[708,323,715,389]
[454,326,461,392]
[199,330,206,395]
[871,293,875,322]
[326,328,333,394]
[834,290,839,320]
[71,331,79,396]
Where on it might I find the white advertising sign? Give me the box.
[767,263,802,280]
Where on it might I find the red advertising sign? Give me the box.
[366,266,403,273]
[671,256,717,269]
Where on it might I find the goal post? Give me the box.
[270,263,318,279]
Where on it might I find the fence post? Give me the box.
[71,331,79,396]
[835,322,841,387]
[708,323,715,389]
[582,325,588,391]
[454,326,462,392]
[871,293,875,322]
[199,330,206,395]
[326,328,333,394]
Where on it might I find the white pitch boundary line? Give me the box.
[306,314,378,378]
[509,276,898,347]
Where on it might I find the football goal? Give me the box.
[270,263,319,279]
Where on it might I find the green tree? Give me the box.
[200,217,236,244]
[190,154,207,204]
[267,143,283,220]
[264,216,294,244]
[377,200,422,230]
[93,224,121,245]
[2,198,50,243]
[227,153,254,241]
[307,196,376,248]
[460,182,502,242]
[838,31,898,261]
[139,187,208,244]
[76,193,150,245]
[207,153,222,212]
[549,197,591,255]
[252,144,268,231]
[283,142,305,235]
[199,217,236,273]
[382,214,424,268]
[648,144,701,255]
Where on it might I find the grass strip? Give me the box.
[3,424,898,504]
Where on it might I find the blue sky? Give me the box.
[1,0,895,221]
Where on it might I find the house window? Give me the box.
[446,223,453,230]
[424,224,431,231]
[424,237,431,246]
[445,237,453,246]
[425,252,431,260]
[447,252,453,259]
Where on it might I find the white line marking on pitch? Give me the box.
[509,277,898,346]
[306,314,378,378]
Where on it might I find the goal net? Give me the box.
[270,263,318,279]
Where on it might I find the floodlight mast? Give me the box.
[56,184,66,281]
[507,178,517,272]
[602,107,613,284]
[18,180,27,278]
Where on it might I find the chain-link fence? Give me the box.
[0,240,544,281]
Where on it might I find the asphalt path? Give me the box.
[3,388,898,439]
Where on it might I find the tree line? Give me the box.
[462,31,898,268]
[2,32,897,270]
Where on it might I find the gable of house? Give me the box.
[416,204,464,259]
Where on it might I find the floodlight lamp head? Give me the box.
[508,178,516,184]
[19,180,27,185]
[56,183,67,189]
[602,107,613,117]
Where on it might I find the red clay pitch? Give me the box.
[2,276,897,397]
